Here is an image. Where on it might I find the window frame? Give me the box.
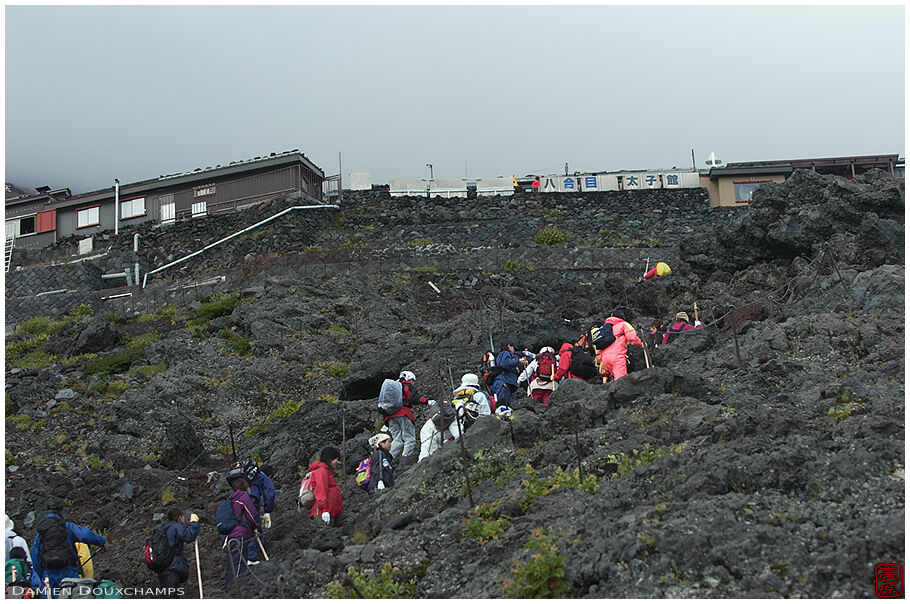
[120,196,147,220]
[76,205,101,229]
[193,184,216,198]
[733,179,772,204]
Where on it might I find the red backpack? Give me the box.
[534,351,557,382]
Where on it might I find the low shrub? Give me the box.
[502,530,569,598]
[605,442,688,478]
[326,563,417,598]
[534,226,571,247]
[463,503,512,545]
[196,295,239,322]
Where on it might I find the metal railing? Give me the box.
[141,203,338,287]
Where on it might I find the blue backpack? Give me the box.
[215,498,240,536]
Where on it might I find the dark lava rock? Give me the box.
[158,418,205,470]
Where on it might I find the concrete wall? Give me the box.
[350,172,372,190]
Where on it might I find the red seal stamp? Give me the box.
[875,563,904,598]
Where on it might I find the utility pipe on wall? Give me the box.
[114,179,120,235]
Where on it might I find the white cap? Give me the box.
[399,370,416,382]
[539,346,555,355]
[459,373,480,388]
[369,433,391,448]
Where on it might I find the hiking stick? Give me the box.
[453,405,474,508]
[341,401,346,479]
[639,329,652,369]
[229,423,237,462]
[194,539,204,598]
[693,302,699,323]
[255,534,270,561]
[643,257,650,279]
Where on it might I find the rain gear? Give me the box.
[597,317,644,381]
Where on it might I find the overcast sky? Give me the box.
[5,5,905,194]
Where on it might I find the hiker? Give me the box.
[531,177,540,193]
[598,311,645,382]
[30,508,106,596]
[94,568,124,598]
[153,506,200,597]
[223,468,260,592]
[518,347,559,407]
[649,318,667,348]
[365,434,395,499]
[307,446,343,526]
[417,401,460,462]
[662,311,703,345]
[491,341,527,405]
[384,371,430,460]
[554,338,596,382]
[239,459,275,561]
[5,515,31,566]
[6,546,32,597]
[642,261,671,281]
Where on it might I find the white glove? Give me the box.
[694,320,703,327]
[377,480,385,491]
[427,400,436,406]
[261,513,271,529]
[321,511,331,524]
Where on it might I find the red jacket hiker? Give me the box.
[308,460,343,519]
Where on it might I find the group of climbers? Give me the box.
[5,298,706,598]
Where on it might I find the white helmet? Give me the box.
[539,346,555,355]
[460,373,480,388]
[399,370,416,382]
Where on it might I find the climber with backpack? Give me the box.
[5,515,32,568]
[236,459,275,562]
[662,311,703,345]
[417,399,460,462]
[29,506,106,596]
[220,467,260,591]
[554,337,597,383]
[144,505,200,596]
[361,433,395,499]
[5,546,32,598]
[521,346,559,407]
[598,310,644,382]
[380,371,433,462]
[306,446,344,526]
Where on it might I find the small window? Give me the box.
[18,216,36,236]
[77,206,100,228]
[120,197,146,220]
[191,201,207,217]
[194,185,216,198]
[734,181,771,203]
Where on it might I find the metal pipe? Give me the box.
[114,179,120,236]
[133,233,140,252]
[142,204,338,287]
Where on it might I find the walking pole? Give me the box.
[693,302,699,324]
[194,539,204,598]
[255,533,270,561]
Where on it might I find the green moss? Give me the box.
[519,464,599,511]
[87,379,130,401]
[64,304,94,323]
[606,442,688,478]
[123,330,159,351]
[327,325,352,336]
[11,414,45,432]
[127,364,168,377]
[195,295,239,321]
[542,209,564,219]
[15,316,65,337]
[503,260,528,272]
[244,399,305,437]
[327,362,349,379]
[6,448,19,465]
[85,349,142,378]
[5,334,56,370]
[218,329,251,355]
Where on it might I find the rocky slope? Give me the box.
[4,170,904,598]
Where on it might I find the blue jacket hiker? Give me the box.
[30,512,105,597]
[491,341,527,405]
[155,506,201,594]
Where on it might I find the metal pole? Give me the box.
[338,152,343,205]
[114,179,120,236]
[691,149,696,172]
[729,308,743,367]
[229,423,237,461]
[454,406,474,508]
[194,539,204,598]
[341,401,346,479]
[826,247,850,298]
